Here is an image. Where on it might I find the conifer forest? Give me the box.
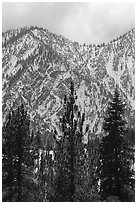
[2,82,135,202]
[2,24,135,202]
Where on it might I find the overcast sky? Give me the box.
[2,2,135,44]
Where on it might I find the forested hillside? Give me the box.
[2,26,135,201]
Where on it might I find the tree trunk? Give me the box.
[17,154,22,201]
[70,104,74,201]
[17,132,22,202]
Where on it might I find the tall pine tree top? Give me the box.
[99,88,134,201]
[103,89,126,137]
[52,81,89,202]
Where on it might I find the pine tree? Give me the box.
[2,103,35,201]
[30,130,42,201]
[51,82,89,201]
[32,130,55,201]
[87,135,100,201]
[98,89,134,201]
[2,111,15,201]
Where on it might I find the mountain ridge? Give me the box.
[2,25,134,46]
[2,26,135,137]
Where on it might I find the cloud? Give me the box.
[2,2,135,44]
[61,2,135,44]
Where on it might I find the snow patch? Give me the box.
[21,46,36,60]
[76,80,86,112]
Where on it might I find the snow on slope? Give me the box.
[2,26,135,136]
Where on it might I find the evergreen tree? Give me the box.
[51,82,89,201]
[87,135,100,201]
[32,130,55,202]
[31,130,43,201]
[98,89,134,201]
[2,111,15,201]
[2,103,35,201]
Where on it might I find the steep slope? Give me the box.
[2,26,135,136]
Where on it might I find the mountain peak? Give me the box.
[2,25,135,47]
[2,26,135,135]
